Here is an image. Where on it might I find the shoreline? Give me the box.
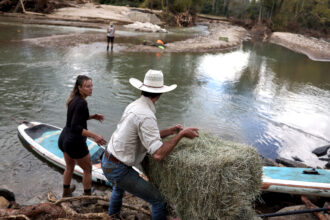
[1,12,249,53]
[269,32,330,62]
[1,3,330,58]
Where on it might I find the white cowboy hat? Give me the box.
[129,69,177,93]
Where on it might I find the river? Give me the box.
[0,18,329,204]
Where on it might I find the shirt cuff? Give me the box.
[148,140,163,156]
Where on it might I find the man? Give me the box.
[106,22,115,51]
[101,69,199,220]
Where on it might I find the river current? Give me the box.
[0,18,329,204]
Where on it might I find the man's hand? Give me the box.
[153,127,199,161]
[172,124,184,134]
[180,127,199,139]
[139,173,149,182]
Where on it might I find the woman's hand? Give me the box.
[91,114,104,122]
[94,134,107,146]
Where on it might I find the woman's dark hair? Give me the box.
[141,91,162,98]
[66,75,91,107]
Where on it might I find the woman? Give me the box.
[58,75,107,197]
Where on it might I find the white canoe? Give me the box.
[17,121,111,186]
[262,166,330,197]
[18,121,330,197]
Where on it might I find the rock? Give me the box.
[312,145,330,157]
[124,21,167,33]
[127,11,162,25]
[0,189,15,202]
[0,196,10,208]
[262,157,279,166]
[292,156,303,162]
[319,157,330,162]
[325,162,330,169]
[275,157,309,168]
[267,205,319,220]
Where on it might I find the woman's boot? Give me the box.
[62,184,76,197]
[83,188,92,196]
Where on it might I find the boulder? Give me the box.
[325,162,330,169]
[262,156,279,166]
[312,145,330,157]
[127,11,162,25]
[0,196,10,209]
[275,157,309,168]
[0,189,15,202]
[124,22,167,33]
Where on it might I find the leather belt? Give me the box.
[104,151,121,163]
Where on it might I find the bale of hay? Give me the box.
[142,133,262,220]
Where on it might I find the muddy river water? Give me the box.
[0,18,329,204]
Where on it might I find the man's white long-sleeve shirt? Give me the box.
[107,95,163,167]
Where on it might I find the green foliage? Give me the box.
[270,0,329,33]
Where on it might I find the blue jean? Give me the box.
[101,154,167,220]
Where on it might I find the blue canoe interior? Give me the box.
[263,166,330,184]
[18,122,110,186]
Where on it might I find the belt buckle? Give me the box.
[104,151,111,159]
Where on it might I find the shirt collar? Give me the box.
[139,95,156,114]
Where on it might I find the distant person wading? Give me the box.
[107,22,115,51]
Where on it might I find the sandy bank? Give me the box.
[1,2,248,53]
[18,19,249,53]
[5,2,330,58]
[123,22,249,53]
[48,2,162,25]
[269,32,330,62]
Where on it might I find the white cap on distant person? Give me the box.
[129,69,177,93]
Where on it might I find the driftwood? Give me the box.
[0,202,66,219]
[60,202,111,219]
[54,195,109,205]
[19,0,44,15]
[122,203,151,216]
[174,12,194,27]
[0,214,30,219]
[0,192,151,219]
[301,196,328,220]
[54,195,151,216]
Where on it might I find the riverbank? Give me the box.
[1,2,330,59]
[269,32,330,62]
[0,2,249,53]
[124,21,248,53]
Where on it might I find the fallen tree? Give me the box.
[0,0,78,14]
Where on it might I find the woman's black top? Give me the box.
[58,95,90,159]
